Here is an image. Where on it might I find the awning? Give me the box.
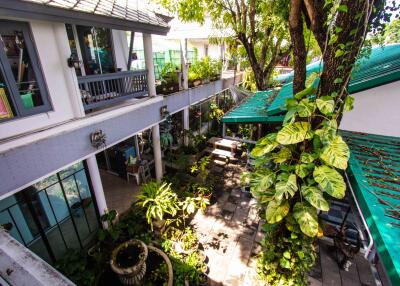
[268,44,400,115]
[342,130,400,286]
[221,90,284,124]
[0,0,170,35]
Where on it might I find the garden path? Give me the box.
[191,161,378,286]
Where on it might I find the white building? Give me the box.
[0,1,240,284]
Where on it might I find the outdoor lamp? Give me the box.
[67,54,81,69]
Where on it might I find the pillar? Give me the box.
[183,107,190,146]
[180,38,188,90]
[86,155,107,216]
[152,124,163,181]
[143,33,156,97]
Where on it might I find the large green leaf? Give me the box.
[250,169,276,192]
[344,96,355,112]
[320,135,350,170]
[265,200,290,224]
[251,133,279,157]
[294,86,317,100]
[313,165,346,199]
[276,122,313,145]
[272,147,292,164]
[316,96,335,115]
[295,163,315,178]
[293,202,319,237]
[297,99,316,117]
[315,119,337,142]
[300,152,318,163]
[301,185,330,211]
[275,174,298,202]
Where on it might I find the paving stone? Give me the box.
[220,210,233,220]
[231,188,242,198]
[212,166,224,173]
[254,231,264,243]
[227,195,242,204]
[232,208,250,224]
[223,201,237,212]
[251,243,262,256]
[217,191,230,204]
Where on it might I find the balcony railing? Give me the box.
[78,70,148,111]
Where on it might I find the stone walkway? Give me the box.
[191,161,378,286]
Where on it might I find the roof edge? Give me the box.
[0,0,170,35]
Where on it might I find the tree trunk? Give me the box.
[289,0,307,94]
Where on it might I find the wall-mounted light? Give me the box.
[90,130,107,149]
[67,54,81,69]
[160,105,169,118]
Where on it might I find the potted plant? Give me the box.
[136,181,180,233]
[110,239,148,285]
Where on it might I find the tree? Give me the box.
[245,1,397,285]
[371,18,400,44]
[158,0,291,90]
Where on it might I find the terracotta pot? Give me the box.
[110,239,148,285]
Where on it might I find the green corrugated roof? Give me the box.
[268,44,400,115]
[221,90,285,123]
[341,130,400,286]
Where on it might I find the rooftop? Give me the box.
[342,130,400,286]
[0,0,170,34]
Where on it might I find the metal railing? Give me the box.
[77,70,148,111]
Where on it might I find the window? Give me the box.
[66,24,115,76]
[0,161,99,263]
[0,21,51,122]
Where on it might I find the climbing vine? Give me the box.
[242,0,388,285]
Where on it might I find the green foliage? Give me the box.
[276,122,313,145]
[313,165,346,199]
[56,250,96,286]
[160,62,180,85]
[136,181,180,230]
[188,56,222,82]
[158,0,291,90]
[257,223,316,285]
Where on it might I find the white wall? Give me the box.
[0,20,81,140]
[340,80,400,137]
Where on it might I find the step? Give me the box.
[204,147,235,158]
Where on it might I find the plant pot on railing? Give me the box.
[110,239,148,285]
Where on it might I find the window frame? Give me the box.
[0,20,52,120]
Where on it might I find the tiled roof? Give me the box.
[20,0,169,28]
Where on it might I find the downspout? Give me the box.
[127,31,135,70]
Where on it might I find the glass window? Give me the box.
[0,161,99,264]
[0,20,51,121]
[75,25,115,75]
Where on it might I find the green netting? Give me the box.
[221,90,285,123]
[132,49,198,80]
[341,130,400,286]
[268,44,400,115]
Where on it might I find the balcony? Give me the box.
[78,70,148,112]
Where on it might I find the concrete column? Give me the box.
[183,107,190,146]
[86,155,107,216]
[143,33,156,97]
[53,23,85,118]
[180,38,188,90]
[152,124,163,181]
